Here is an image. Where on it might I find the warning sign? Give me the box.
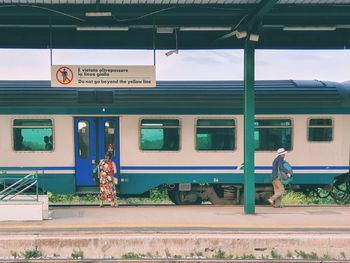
[56,66,73,85]
[51,65,156,88]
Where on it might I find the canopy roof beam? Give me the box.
[242,0,280,32]
[218,0,279,41]
[0,2,350,48]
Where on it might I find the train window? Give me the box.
[13,119,53,151]
[254,119,292,151]
[308,118,333,142]
[196,119,236,151]
[104,121,116,157]
[77,121,90,158]
[140,119,180,151]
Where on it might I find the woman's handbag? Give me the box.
[92,165,99,183]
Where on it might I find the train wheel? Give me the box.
[207,185,241,205]
[171,189,202,205]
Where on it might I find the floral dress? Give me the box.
[98,159,116,201]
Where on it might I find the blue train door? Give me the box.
[74,117,120,187]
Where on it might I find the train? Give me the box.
[0,79,349,204]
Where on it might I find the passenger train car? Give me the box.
[0,80,349,204]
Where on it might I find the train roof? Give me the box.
[0,80,349,114]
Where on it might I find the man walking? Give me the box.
[267,148,291,208]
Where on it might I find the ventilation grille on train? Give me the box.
[78,91,114,104]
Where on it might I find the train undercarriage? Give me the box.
[165,172,350,205]
[167,184,273,205]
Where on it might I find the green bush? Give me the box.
[282,191,317,205]
[71,249,83,259]
[239,253,256,259]
[150,189,170,202]
[48,189,171,204]
[270,250,282,259]
[213,249,226,259]
[122,252,142,259]
[22,249,42,259]
[295,250,318,260]
[10,251,19,259]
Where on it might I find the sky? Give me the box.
[0,49,349,82]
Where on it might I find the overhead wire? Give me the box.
[0,4,85,22]
[111,6,177,22]
[0,4,246,26]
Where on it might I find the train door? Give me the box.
[74,117,120,186]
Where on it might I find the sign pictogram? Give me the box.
[56,66,73,85]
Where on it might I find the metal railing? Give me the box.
[0,171,39,202]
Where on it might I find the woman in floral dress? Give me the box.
[98,152,117,207]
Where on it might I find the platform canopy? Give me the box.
[0,0,350,49]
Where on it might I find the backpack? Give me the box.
[278,161,293,185]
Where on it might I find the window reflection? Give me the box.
[196,119,236,151]
[308,118,333,142]
[78,121,89,158]
[140,119,180,151]
[13,119,53,151]
[104,121,116,157]
[254,119,292,151]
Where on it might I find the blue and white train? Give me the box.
[0,80,349,204]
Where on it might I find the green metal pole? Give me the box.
[36,171,39,202]
[243,38,256,214]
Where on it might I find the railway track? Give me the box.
[0,259,349,263]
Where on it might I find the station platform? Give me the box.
[0,205,350,260]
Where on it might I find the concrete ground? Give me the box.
[0,205,350,260]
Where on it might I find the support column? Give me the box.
[243,39,256,214]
